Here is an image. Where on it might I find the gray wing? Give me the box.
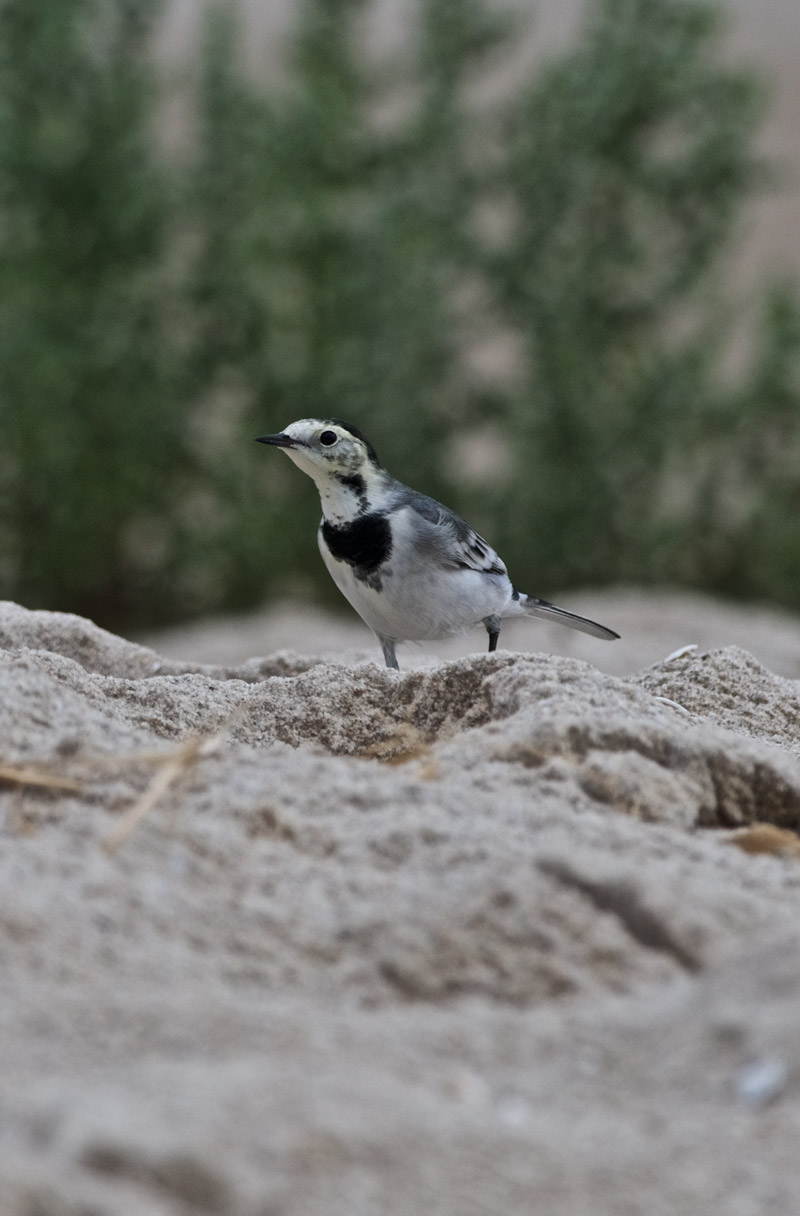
[401,488,508,577]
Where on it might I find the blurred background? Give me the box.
[1,0,799,646]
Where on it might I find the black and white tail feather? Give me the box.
[257,418,619,669]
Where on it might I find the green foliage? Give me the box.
[0,0,193,624]
[184,0,506,607]
[0,0,799,629]
[490,0,765,591]
[703,284,800,602]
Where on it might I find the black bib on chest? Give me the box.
[321,513,392,574]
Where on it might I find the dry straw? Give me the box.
[0,763,82,792]
[102,733,227,855]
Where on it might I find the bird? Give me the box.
[256,418,619,669]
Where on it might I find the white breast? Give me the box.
[318,507,515,642]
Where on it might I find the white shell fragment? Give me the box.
[664,644,699,663]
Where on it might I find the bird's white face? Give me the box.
[257,418,379,484]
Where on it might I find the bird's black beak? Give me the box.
[256,432,297,448]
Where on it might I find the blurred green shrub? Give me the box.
[183,0,509,612]
[490,0,766,591]
[0,0,798,629]
[0,0,197,626]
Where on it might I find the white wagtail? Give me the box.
[257,418,619,669]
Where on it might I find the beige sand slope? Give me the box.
[2,596,800,1214]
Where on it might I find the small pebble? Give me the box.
[736,1057,788,1107]
[495,1094,533,1128]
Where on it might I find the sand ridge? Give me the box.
[2,597,800,1213]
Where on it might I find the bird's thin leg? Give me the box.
[484,615,501,653]
[379,636,399,670]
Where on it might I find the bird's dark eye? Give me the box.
[319,430,338,447]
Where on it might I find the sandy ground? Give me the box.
[2,590,800,1214]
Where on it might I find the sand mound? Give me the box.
[3,599,800,1214]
